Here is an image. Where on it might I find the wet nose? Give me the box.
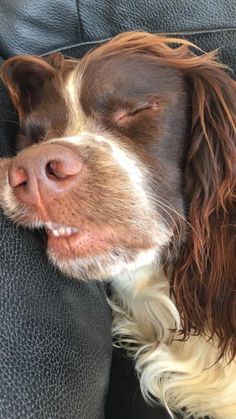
[8,143,83,205]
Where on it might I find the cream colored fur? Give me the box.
[111,266,236,419]
[1,66,235,418]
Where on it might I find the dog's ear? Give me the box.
[0,55,58,121]
[91,31,236,355]
[170,48,236,359]
[102,33,235,356]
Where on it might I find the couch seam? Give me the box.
[75,0,84,41]
[41,26,236,56]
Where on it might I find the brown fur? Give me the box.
[86,32,236,358]
[1,31,236,377]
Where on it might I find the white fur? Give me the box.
[111,265,236,419]
[2,69,234,418]
[52,132,150,209]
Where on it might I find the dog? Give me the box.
[0,32,235,418]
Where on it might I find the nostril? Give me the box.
[45,161,67,180]
[45,158,82,181]
[8,166,28,188]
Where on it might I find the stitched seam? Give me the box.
[160,27,236,36]
[41,37,111,56]
[75,0,83,40]
[42,27,236,56]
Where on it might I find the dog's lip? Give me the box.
[46,228,112,259]
[44,220,112,257]
[45,221,79,237]
[44,221,152,259]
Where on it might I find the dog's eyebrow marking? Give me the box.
[64,69,87,134]
[65,70,79,108]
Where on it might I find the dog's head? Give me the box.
[1,32,235,355]
[0,36,190,278]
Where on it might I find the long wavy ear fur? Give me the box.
[94,32,236,358]
[172,48,236,359]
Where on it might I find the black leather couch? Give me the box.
[0,2,235,418]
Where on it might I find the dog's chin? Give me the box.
[47,246,158,281]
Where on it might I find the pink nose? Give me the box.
[8,143,83,205]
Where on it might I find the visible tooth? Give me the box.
[46,223,79,236]
[53,223,63,230]
[57,227,66,235]
[45,221,53,230]
[71,227,79,233]
[65,227,72,235]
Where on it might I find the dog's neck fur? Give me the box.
[111,262,236,419]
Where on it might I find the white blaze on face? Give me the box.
[51,133,150,210]
[63,72,151,208]
[64,68,86,134]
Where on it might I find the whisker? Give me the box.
[0,119,19,125]
[154,202,182,258]
[149,193,204,252]
[0,108,18,116]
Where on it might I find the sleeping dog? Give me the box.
[0,32,235,418]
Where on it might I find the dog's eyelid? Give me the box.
[113,96,163,126]
[128,99,161,115]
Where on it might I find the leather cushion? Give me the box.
[0,0,235,57]
[0,79,112,419]
[55,29,236,76]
